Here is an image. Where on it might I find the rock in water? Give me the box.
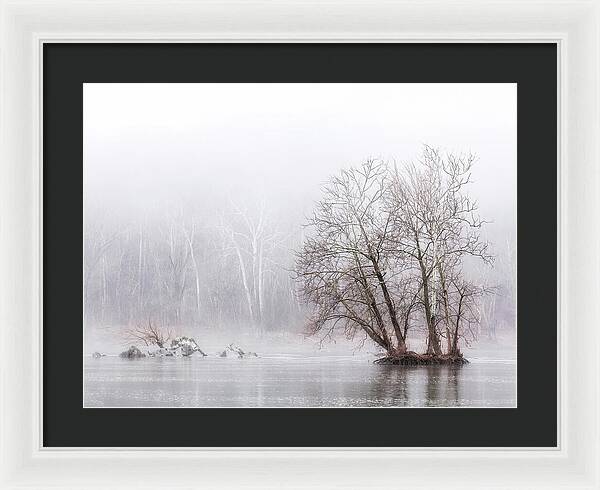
[146,337,208,357]
[181,344,194,356]
[119,346,146,359]
[169,336,208,357]
[147,347,169,357]
[91,352,105,359]
[225,343,258,358]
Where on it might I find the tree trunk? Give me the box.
[257,240,264,327]
[101,253,107,323]
[353,254,392,350]
[419,259,442,355]
[370,257,407,354]
[414,231,442,355]
[450,292,465,355]
[183,227,201,322]
[233,244,255,323]
[437,264,453,355]
[138,225,144,313]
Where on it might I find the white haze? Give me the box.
[84,83,516,355]
[84,84,515,221]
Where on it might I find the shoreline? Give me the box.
[374,352,469,366]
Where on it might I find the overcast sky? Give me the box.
[84,83,516,232]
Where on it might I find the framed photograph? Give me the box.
[1,1,599,489]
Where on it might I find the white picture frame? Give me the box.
[0,0,598,488]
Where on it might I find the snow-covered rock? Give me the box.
[119,346,146,359]
[147,347,173,357]
[146,336,208,357]
[222,343,258,358]
[170,336,207,357]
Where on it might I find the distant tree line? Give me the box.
[85,146,515,347]
[84,201,304,331]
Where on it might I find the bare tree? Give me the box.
[295,147,494,360]
[124,319,172,348]
[158,220,190,324]
[221,200,285,330]
[443,279,492,355]
[387,146,492,355]
[181,220,202,322]
[295,159,410,356]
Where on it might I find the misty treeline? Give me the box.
[84,199,305,332]
[294,146,514,358]
[85,146,515,347]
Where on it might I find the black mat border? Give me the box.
[43,43,557,447]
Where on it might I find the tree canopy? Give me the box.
[295,146,493,358]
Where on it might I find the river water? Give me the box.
[84,354,516,408]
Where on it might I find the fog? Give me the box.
[84,83,516,355]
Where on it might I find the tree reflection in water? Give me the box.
[371,364,464,407]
